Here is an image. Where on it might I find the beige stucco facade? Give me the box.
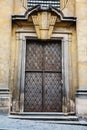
[0,0,87,118]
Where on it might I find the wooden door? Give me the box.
[24,40,62,112]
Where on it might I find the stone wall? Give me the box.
[0,0,14,113]
[0,0,87,117]
[76,0,87,117]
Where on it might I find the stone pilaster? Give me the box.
[0,0,13,113]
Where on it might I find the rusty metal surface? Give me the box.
[24,40,62,112]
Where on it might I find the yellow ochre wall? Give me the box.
[0,0,87,117]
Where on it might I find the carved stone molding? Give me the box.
[12,5,76,40]
[32,12,57,39]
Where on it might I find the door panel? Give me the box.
[26,42,43,71]
[24,41,43,112]
[43,73,62,112]
[44,42,61,71]
[24,73,42,112]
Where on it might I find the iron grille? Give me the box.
[27,0,60,8]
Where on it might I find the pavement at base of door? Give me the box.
[0,115,87,130]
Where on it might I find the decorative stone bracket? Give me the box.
[12,5,76,40]
[32,12,57,39]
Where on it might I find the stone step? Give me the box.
[9,112,78,121]
[10,112,75,116]
[10,112,76,118]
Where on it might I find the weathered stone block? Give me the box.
[76,89,87,118]
[0,89,11,114]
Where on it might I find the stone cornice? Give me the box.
[12,5,76,22]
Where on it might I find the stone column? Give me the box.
[0,0,13,114]
[76,0,87,118]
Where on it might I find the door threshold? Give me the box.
[10,112,75,116]
[9,112,78,121]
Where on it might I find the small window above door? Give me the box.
[27,0,60,9]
